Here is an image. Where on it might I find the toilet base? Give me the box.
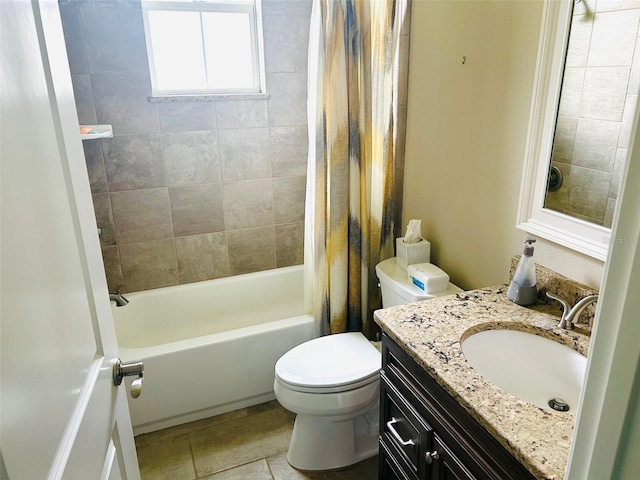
[286,405,379,471]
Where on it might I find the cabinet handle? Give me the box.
[425,450,440,464]
[386,417,416,446]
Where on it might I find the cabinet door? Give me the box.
[380,440,415,480]
[429,435,477,480]
[381,374,432,478]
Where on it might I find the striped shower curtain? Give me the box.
[305,0,404,338]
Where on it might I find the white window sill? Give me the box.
[148,93,270,102]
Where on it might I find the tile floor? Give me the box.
[135,400,379,479]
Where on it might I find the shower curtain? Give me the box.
[304,0,405,338]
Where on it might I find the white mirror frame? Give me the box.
[517,0,610,261]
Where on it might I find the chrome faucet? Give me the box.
[109,289,129,307]
[546,291,598,329]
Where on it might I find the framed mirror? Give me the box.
[517,0,638,261]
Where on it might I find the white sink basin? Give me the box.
[461,329,587,412]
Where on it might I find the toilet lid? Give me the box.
[275,332,381,390]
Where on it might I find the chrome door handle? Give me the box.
[425,450,440,464]
[113,359,144,399]
[386,417,416,446]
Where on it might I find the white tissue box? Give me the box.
[407,263,449,293]
[396,237,430,271]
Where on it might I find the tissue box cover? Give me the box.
[407,263,449,293]
[396,237,430,271]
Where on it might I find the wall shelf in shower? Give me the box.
[80,124,113,140]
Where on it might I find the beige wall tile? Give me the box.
[101,246,124,292]
[587,9,640,67]
[223,180,274,230]
[263,14,309,73]
[566,14,592,68]
[92,73,160,135]
[267,73,307,127]
[163,131,221,186]
[79,2,148,76]
[60,3,88,75]
[595,0,640,12]
[618,94,638,148]
[227,226,276,275]
[175,232,229,283]
[158,102,217,132]
[219,128,272,182]
[102,134,165,191]
[169,184,224,237]
[82,136,108,194]
[558,67,585,118]
[273,177,305,224]
[261,0,312,16]
[609,147,628,199]
[604,197,617,228]
[216,100,269,129]
[111,188,173,244]
[580,66,630,121]
[92,193,116,247]
[629,36,640,93]
[120,239,178,291]
[545,162,571,214]
[552,116,578,164]
[567,166,611,220]
[270,126,308,177]
[572,118,620,171]
[275,223,304,267]
[71,74,97,124]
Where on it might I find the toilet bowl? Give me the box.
[274,332,381,471]
[274,256,462,471]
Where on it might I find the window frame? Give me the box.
[141,0,266,97]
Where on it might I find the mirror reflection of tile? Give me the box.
[547,4,639,228]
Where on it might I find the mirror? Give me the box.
[517,0,637,261]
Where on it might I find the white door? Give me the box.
[0,1,141,479]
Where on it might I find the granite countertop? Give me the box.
[373,285,592,480]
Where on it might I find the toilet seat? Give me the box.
[274,332,381,393]
[275,371,379,394]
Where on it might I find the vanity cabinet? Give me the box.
[378,333,537,480]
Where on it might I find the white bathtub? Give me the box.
[112,266,314,435]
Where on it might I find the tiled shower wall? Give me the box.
[60,0,311,292]
[548,0,640,227]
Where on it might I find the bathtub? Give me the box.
[112,265,314,435]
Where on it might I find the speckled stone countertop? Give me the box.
[374,285,592,480]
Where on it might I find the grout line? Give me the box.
[188,432,199,480]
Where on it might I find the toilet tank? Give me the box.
[375,258,462,308]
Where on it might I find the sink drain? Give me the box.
[548,398,570,412]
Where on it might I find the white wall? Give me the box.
[404,0,605,290]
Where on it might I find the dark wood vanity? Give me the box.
[378,333,537,480]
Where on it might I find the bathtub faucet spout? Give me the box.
[109,289,129,307]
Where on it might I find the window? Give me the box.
[141,0,265,96]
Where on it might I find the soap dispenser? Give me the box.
[507,238,537,306]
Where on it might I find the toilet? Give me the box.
[274,257,462,471]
